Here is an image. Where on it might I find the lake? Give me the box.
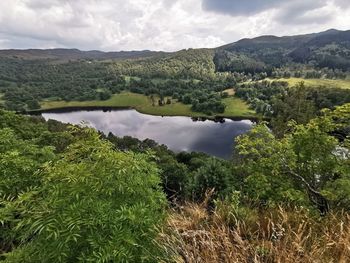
[41,109,253,159]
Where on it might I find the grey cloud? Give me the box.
[26,0,62,9]
[274,1,333,25]
[0,0,349,51]
[334,0,350,8]
[202,0,281,15]
[202,0,335,25]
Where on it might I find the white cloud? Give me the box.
[0,0,349,51]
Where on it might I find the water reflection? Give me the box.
[42,109,252,159]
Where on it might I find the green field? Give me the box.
[221,97,255,117]
[271,77,350,89]
[40,92,255,118]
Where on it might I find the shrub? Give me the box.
[3,129,167,262]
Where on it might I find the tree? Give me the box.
[235,124,305,205]
[271,82,317,137]
[189,158,234,201]
[150,95,155,106]
[26,99,41,110]
[182,94,192,104]
[235,104,350,213]
[0,128,55,197]
[157,155,189,201]
[98,89,112,100]
[2,128,167,262]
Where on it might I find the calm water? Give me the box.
[42,109,252,159]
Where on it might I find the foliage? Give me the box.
[235,106,350,211]
[0,113,167,262]
[270,82,317,136]
[216,29,350,72]
[188,158,234,201]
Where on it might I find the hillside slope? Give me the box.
[214,29,350,72]
[0,48,167,61]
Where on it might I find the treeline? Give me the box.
[236,80,350,135]
[271,67,348,79]
[214,50,271,74]
[109,48,217,79]
[128,77,238,114]
[0,58,126,111]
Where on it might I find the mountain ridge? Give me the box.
[0,29,347,60]
[1,29,350,72]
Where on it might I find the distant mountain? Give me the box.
[0,29,349,72]
[214,29,350,73]
[0,48,166,61]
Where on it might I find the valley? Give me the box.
[1,26,350,263]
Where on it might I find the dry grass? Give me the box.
[161,202,350,263]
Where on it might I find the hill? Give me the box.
[0,48,167,61]
[214,29,350,73]
[1,29,350,73]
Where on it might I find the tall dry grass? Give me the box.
[160,201,350,263]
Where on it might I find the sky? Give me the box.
[0,0,349,51]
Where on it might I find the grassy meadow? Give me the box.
[40,92,255,118]
[271,77,350,89]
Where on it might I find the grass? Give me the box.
[161,202,350,263]
[40,92,256,118]
[270,77,350,89]
[221,96,255,117]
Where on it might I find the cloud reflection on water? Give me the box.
[42,109,252,159]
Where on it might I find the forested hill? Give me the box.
[214,29,350,72]
[1,29,349,70]
[0,48,167,61]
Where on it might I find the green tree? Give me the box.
[2,129,167,262]
[189,158,233,201]
[0,128,55,198]
[0,128,55,253]
[235,104,350,213]
[235,124,305,205]
[271,82,317,137]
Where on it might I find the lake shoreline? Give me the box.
[26,105,263,122]
[39,108,254,159]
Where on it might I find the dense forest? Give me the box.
[1,29,350,116]
[215,29,350,73]
[0,50,238,114]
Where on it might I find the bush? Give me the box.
[3,129,167,262]
[188,158,234,201]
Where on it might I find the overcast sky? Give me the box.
[0,0,349,51]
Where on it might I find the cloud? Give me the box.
[202,0,281,16]
[0,0,349,51]
[274,1,334,25]
[202,0,336,25]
